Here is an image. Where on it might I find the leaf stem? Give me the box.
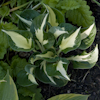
[0,1,11,7]
[10,1,32,12]
[57,49,61,56]
[32,2,41,10]
[36,40,44,52]
[92,0,100,6]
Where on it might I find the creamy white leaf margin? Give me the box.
[54,29,68,38]
[67,44,98,64]
[2,30,32,49]
[53,27,68,38]
[28,74,38,85]
[56,61,70,81]
[27,67,38,85]
[81,23,95,40]
[59,27,81,51]
[41,61,56,84]
[35,14,48,44]
[16,14,32,26]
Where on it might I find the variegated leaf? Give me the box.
[67,45,98,69]
[2,30,32,49]
[59,27,81,53]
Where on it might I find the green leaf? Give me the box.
[25,64,38,85]
[0,71,19,100]
[35,67,53,84]
[31,14,49,45]
[0,45,6,59]
[17,0,30,7]
[46,58,70,79]
[18,85,43,100]
[66,0,94,27]
[18,9,39,30]
[17,70,34,86]
[59,23,77,33]
[51,7,65,25]
[67,45,98,69]
[19,94,31,100]
[0,22,17,59]
[11,11,22,24]
[46,5,58,26]
[0,61,12,80]
[79,23,96,49]
[56,0,80,10]
[11,56,29,77]
[56,59,70,80]
[42,0,59,7]
[3,30,34,52]
[49,26,68,39]
[0,6,10,17]
[35,49,59,62]
[10,0,17,8]
[48,93,89,100]
[43,32,55,49]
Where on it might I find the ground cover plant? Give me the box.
[0,0,99,100]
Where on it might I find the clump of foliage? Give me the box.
[0,1,98,100]
[2,3,98,87]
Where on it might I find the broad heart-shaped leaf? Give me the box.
[18,9,40,30]
[0,72,18,100]
[17,70,36,87]
[66,0,94,27]
[67,45,98,69]
[3,30,34,52]
[30,14,48,44]
[48,93,89,100]
[58,27,81,54]
[79,23,96,50]
[56,0,80,10]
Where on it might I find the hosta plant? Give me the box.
[2,3,98,87]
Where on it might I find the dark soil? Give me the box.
[38,1,100,100]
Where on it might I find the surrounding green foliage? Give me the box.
[48,94,89,100]
[0,71,19,100]
[0,0,98,100]
[42,0,94,27]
